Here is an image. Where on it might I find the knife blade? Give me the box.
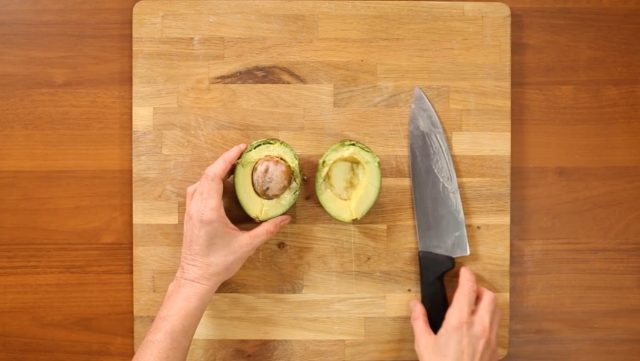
[409,87,470,333]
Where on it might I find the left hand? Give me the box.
[175,144,291,295]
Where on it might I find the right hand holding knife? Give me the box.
[410,267,500,361]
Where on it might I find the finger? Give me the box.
[489,307,501,357]
[409,299,434,350]
[491,308,501,344]
[203,144,246,182]
[243,215,291,249]
[474,287,497,329]
[185,181,199,209]
[225,162,238,180]
[474,287,497,315]
[490,294,501,335]
[200,144,247,201]
[448,266,478,320]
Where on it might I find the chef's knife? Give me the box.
[409,87,470,333]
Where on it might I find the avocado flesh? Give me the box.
[316,141,381,222]
[234,139,300,221]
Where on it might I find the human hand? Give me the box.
[175,144,291,295]
[410,267,500,361]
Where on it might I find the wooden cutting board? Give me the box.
[133,1,511,359]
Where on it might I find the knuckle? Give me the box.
[201,213,217,224]
[476,326,488,339]
[202,172,214,181]
[465,282,478,295]
[449,317,469,330]
[410,311,421,323]
[194,209,216,224]
[203,168,220,181]
[267,224,278,236]
[185,207,198,219]
[475,322,491,339]
[260,223,277,238]
[459,319,471,330]
[450,314,470,329]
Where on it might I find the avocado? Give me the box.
[234,139,301,221]
[315,140,381,222]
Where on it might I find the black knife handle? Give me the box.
[419,251,455,333]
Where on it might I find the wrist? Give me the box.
[172,271,221,301]
[175,263,224,292]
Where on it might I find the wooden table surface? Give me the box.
[0,1,638,360]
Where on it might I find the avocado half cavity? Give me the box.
[234,139,301,221]
[315,140,381,222]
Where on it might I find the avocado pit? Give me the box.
[252,156,293,199]
[325,158,362,201]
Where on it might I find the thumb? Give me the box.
[244,215,291,249]
[410,299,434,346]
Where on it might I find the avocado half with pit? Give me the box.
[316,140,381,222]
[234,139,301,221]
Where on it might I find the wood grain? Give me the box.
[1,1,639,361]
[133,2,510,360]
[508,2,640,360]
[0,1,136,360]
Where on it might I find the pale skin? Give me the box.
[133,144,500,361]
[410,267,501,361]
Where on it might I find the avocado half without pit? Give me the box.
[316,140,381,222]
[234,139,301,221]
